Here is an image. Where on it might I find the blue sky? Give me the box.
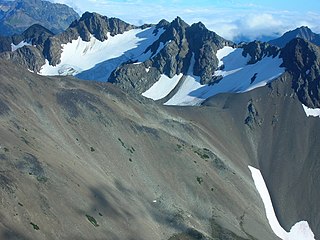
[51,0,320,41]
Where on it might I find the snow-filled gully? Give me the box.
[248,166,315,240]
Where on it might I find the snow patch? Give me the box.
[11,41,32,51]
[302,104,320,118]
[142,73,183,100]
[40,27,165,81]
[165,48,284,106]
[216,46,237,67]
[165,54,203,105]
[248,166,315,240]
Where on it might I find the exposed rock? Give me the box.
[0,45,45,72]
[241,41,280,64]
[110,63,162,94]
[280,38,320,108]
[111,17,234,92]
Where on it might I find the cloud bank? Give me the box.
[51,0,320,42]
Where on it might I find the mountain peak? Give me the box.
[78,11,104,21]
[171,16,189,29]
[66,11,135,42]
[269,26,320,48]
[191,21,207,30]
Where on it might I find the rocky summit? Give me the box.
[0,8,319,240]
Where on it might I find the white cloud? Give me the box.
[49,0,320,42]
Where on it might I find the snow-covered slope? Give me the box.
[249,166,315,240]
[142,73,183,100]
[302,104,320,118]
[162,47,285,106]
[11,41,32,51]
[40,27,165,81]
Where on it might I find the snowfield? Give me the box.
[163,47,285,106]
[11,41,32,51]
[248,166,315,240]
[40,27,165,81]
[302,104,320,118]
[142,73,183,100]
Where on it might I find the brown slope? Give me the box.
[0,60,278,240]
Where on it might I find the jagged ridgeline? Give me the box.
[1,11,319,108]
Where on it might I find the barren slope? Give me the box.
[1,59,319,239]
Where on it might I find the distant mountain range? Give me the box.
[0,0,79,36]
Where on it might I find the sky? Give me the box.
[51,0,320,42]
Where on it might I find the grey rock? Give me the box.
[280,38,320,108]
[241,41,280,64]
[0,45,45,72]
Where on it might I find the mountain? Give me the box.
[269,26,320,48]
[0,11,320,240]
[0,57,319,239]
[1,12,320,110]
[0,23,53,52]
[0,0,79,36]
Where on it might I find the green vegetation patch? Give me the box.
[86,214,99,227]
[30,222,39,230]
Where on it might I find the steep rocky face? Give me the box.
[0,24,53,53]
[280,38,320,108]
[241,41,280,64]
[0,24,53,71]
[0,0,79,36]
[1,45,45,72]
[187,22,232,83]
[269,26,320,48]
[63,11,136,42]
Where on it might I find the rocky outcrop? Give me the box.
[109,63,161,94]
[0,45,45,72]
[281,38,320,108]
[241,41,280,64]
[0,24,54,53]
[62,12,136,42]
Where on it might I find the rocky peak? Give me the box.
[111,17,234,93]
[241,41,280,64]
[42,12,136,66]
[281,38,320,108]
[171,16,189,30]
[66,11,135,42]
[18,24,53,45]
[155,19,170,29]
[269,26,320,48]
